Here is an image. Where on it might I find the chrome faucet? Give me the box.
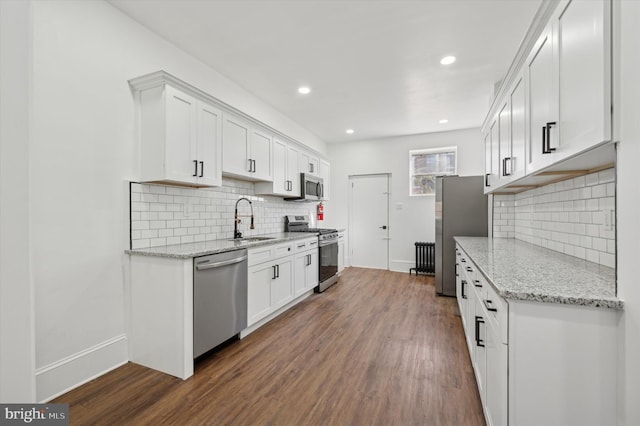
[234,197,254,239]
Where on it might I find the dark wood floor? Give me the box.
[54,268,485,426]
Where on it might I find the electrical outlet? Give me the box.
[603,210,615,231]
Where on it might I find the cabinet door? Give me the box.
[251,128,272,181]
[486,320,508,426]
[222,114,251,177]
[338,241,345,274]
[490,120,500,187]
[527,23,557,172]
[294,251,308,297]
[474,298,487,406]
[306,249,319,291]
[309,156,320,176]
[298,150,319,176]
[556,0,611,157]
[509,75,526,180]
[319,159,330,200]
[197,101,222,187]
[272,138,288,195]
[164,86,198,184]
[271,258,293,309]
[248,262,273,325]
[287,145,300,197]
[498,101,511,183]
[483,131,492,193]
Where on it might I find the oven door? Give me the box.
[318,240,338,291]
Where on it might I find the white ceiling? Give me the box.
[109,0,541,143]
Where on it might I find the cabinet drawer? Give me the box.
[483,280,508,344]
[248,242,294,266]
[294,237,318,253]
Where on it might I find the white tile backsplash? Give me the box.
[492,168,615,267]
[129,178,315,249]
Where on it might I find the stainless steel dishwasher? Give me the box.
[193,249,248,358]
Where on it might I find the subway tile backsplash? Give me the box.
[492,168,615,268]
[130,178,315,249]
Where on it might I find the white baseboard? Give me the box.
[390,259,414,273]
[36,334,128,402]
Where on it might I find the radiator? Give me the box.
[410,242,435,275]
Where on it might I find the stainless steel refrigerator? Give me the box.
[435,176,488,296]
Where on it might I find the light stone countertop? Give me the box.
[126,232,317,259]
[454,237,623,310]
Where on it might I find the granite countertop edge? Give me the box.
[125,232,316,259]
[454,237,623,310]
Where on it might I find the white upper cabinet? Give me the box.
[250,128,273,181]
[298,150,320,176]
[484,132,492,192]
[483,0,613,193]
[319,159,330,201]
[255,138,303,197]
[287,145,301,197]
[134,82,222,187]
[222,112,273,181]
[528,0,611,174]
[509,75,527,182]
[556,0,611,156]
[526,22,557,172]
[221,113,250,178]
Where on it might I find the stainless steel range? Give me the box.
[285,215,339,292]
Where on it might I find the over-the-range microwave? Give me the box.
[285,173,324,202]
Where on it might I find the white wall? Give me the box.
[617,1,640,424]
[325,128,484,272]
[0,0,36,402]
[22,0,326,401]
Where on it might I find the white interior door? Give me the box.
[349,174,389,269]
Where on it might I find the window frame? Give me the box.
[409,146,458,196]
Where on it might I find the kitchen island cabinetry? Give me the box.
[129,80,222,188]
[455,238,620,426]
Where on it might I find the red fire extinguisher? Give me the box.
[317,202,324,221]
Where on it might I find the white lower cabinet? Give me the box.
[247,242,294,326]
[337,231,345,274]
[486,318,508,426]
[294,238,319,297]
[456,243,617,426]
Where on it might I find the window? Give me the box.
[409,146,457,196]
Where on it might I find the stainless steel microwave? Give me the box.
[285,173,323,202]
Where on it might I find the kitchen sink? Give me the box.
[228,237,275,242]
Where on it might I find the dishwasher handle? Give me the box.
[195,255,248,270]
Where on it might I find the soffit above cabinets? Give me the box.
[108,0,541,143]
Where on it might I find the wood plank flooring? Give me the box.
[54,268,485,426]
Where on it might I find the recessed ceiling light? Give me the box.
[346,129,355,134]
[439,119,449,124]
[440,56,456,65]
[298,86,311,95]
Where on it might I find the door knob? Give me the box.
[380,225,387,229]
